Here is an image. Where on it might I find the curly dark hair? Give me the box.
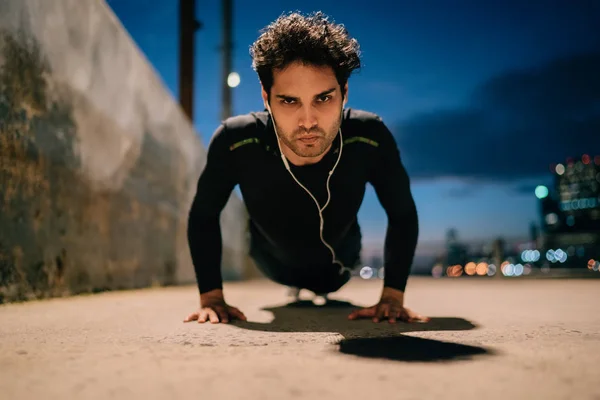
[250,11,361,98]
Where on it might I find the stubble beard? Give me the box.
[275,116,341,159]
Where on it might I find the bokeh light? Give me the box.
[502,263,515,276]
[535,185,549,199]
[446,265,463,277]
[227,72,240,87]
[359,266,373,279]
[476,262,488,276]
[465,262,476,276]
[522,250,540,262]
[431,264,443,278]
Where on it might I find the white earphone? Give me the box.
[266,96,352,276]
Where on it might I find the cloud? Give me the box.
[444,184,479,198]
[510,182,544,195]
[393,52,600,182]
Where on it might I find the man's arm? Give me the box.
[368,118,419,293]
[187,124,237,294]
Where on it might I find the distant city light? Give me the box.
[587,259,595,270]
[535,185,549,199]
[465,262,476,276]
[487,264,497,276]
[560,198,598,212]
[447,265,463,277]
[476,262,488,276]
[545,213,558,225]
[502,263,515,276]
[522,250,540,262]
[556,250,568,263]
[227,72,240,88]
[360,266,373,279]
[595,155,600,166]
[555,164,565,175]
[513,263,524,276]
[546,249,567,263]
[582,154,590,165]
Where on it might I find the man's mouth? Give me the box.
[298,136,320,144]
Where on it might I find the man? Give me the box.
[184,12,429,325]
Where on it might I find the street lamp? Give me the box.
[227,72,240,88]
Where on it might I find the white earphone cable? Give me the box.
[267,103,351,276]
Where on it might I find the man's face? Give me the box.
[262,61,347,162]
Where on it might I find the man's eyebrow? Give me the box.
[274,87,337,100]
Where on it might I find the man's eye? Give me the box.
[281,98,295,105]
[318,95,331,103]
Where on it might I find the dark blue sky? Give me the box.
[106,0,600,252]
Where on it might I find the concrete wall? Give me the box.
[0,0,251,303]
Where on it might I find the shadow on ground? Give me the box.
[232,299,495,362]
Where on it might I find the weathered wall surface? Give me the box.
[0,0,251,303]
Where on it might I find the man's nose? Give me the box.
[298,106,318,130]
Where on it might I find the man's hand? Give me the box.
[183,288,247,324]
[347,286,430,324]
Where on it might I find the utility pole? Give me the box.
[221,0,233,120]
[178,0,202,122]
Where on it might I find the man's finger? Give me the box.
[398,309,412,322]
[374,304,388,323]
[207,309,220,324]
[184,312,199,323]
[198,310,209,323]
[198,310,208,324]
[401,307,428,323]
[389,310,398,324]
[348,307,375,320]
[217,309,229,324]
[411,314,431,323]
[229,307,247,321]
[348,308,373,320]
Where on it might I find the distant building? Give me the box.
[538,155,600,268]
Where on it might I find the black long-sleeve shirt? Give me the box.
[187,108,419,294]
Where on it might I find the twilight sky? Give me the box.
[106,0,600,253]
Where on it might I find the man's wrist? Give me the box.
[381,286,404,301]
[200,288,224,304]
[383,276,408,294]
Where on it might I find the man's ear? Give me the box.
[342,83,349,106]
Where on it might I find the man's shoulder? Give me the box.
[208,111,269,150]
[342,108,393,147]
[221,111,269,133]
[344,108,383,124]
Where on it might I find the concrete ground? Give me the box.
[1,277,599,400]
